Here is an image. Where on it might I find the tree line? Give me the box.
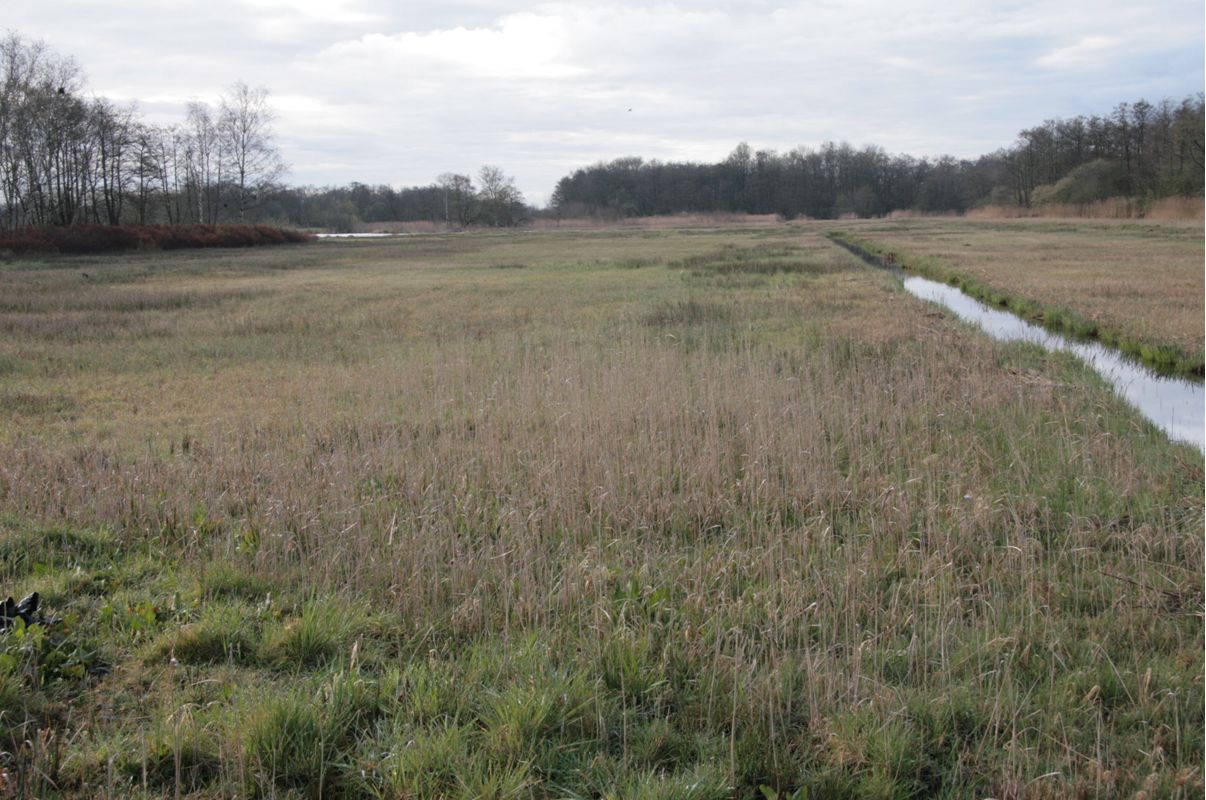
[0,32,285,232]
[1,30,530,233]
[2,30,1202,230]
[1003,97,1204,207]
[282,93,1202,228]
[549,96,1204,220]
[264,166,527,232]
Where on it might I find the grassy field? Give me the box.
[0,225,1201,799]
[829,219,1205,377]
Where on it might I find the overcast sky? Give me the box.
[7,1,1203,205]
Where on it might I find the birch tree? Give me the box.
[219,82,286,221]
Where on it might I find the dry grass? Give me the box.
[360,213,786,235]
[969,196,1205,221]
[528,213,785,231]
[832,218,1205,375]
[0,226,1200,798]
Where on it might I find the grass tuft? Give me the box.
[152,603,260,666]
[260,600,358,669]
[641,299,732,327]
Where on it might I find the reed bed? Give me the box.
[0,228,1200,798]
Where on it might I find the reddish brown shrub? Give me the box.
[0,224,314,255]
[0,235,54,254]
[254,225,286,244]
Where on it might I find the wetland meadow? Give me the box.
[0,219,1201,799]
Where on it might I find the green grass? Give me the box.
[0,224,1200,798]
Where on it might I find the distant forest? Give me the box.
[1,31,1202,232]
[285,94,1204,227]
[547,97,1205,220]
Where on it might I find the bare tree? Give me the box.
[219,81,286,221]
[90,97,137,224]
[0,32,88,228]
[185,101,223,223]
[437,172,474,229]
[476,164,523,226]
[147,124,188,224]
[129,123,162,223]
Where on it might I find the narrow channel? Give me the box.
[834,239,1205,453]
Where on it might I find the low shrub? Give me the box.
[0,224,313,255]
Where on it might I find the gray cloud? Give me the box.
[7,0,1202,204]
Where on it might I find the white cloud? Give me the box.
[1037,35,1121,68]
[318,13,583,81]
[4,1,1202,200]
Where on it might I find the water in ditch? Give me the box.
[900,273,1204,452]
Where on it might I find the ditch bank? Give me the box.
[829,233,1205,452]
[829,232,1204,380]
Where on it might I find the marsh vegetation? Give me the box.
[0,224,1201,798]
[831,219,1205,378]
